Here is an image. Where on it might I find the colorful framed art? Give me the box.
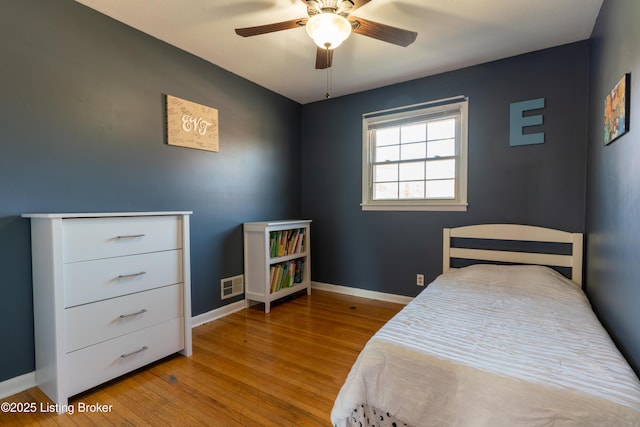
[604,73,630,145]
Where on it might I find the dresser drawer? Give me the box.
[62,216,181,263]
[64,250,182,307]
[65,284,183,352]
[66,317,184,397]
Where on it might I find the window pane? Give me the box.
[425,159,455,180]
[426,179,455,199]
[428,118,455,140]
[401,142,426,160]
[401,123,426,144]
[374,164,398,182]
[399,161,425,181]
[427,138,455,158]
[399,181,425,199]
[375,127,399,146]
[376,145,399,162]
[374,182,398,199]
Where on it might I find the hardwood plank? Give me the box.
[0,290,403,426]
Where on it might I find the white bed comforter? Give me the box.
[331,265,640,427]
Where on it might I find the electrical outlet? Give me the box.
[416,274,425,286]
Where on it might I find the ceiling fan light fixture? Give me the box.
[306,13,352,49]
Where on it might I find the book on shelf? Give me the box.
[269,228,306,258]
[270,258,305,293]
[270,264,278,293]
[269,233,277,258]
[294,259,304,283]
[294,229,305,254]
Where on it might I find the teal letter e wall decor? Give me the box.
[509,98,545,146]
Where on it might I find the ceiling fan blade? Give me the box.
[235,18,307,37]
[315,47,333,69]
[352,17,417,47]
[350,0,373,13]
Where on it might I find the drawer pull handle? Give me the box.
[119,309,147,319]
[121,346,148,358]
[117,271,147,279]
[116,234,146,239]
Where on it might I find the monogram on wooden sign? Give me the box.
[166,94,219,152]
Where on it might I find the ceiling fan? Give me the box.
[235,0,417,69]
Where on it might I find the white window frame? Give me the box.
[361,97,469,212]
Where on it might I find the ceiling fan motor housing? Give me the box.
[307,1,355,16]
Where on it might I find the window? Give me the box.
[362,97,468,211]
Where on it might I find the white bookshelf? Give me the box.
[243,220,311,313]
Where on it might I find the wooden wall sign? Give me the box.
[166,95,219,152]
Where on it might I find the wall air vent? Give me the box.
[221,274,244,300]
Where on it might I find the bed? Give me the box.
[331,224,640,427]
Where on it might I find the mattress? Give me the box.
[331,264,640,427]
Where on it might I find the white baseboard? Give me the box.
[312,281,413,305]
[191,299,246,328]
[0,371,36,400]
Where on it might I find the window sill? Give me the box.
[361,202,468,212]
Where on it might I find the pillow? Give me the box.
[440,264,582,298]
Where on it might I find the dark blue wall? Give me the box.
[301,42,589,297]
[4,0,625,389]
[586,0,640,373]
[0,1,301,382]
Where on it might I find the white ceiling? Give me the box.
[74,0,603,104]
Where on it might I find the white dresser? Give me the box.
[22,211,192,413]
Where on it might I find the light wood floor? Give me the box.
[1,290,403,426]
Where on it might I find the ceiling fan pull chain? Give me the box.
[325,48,332,99]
